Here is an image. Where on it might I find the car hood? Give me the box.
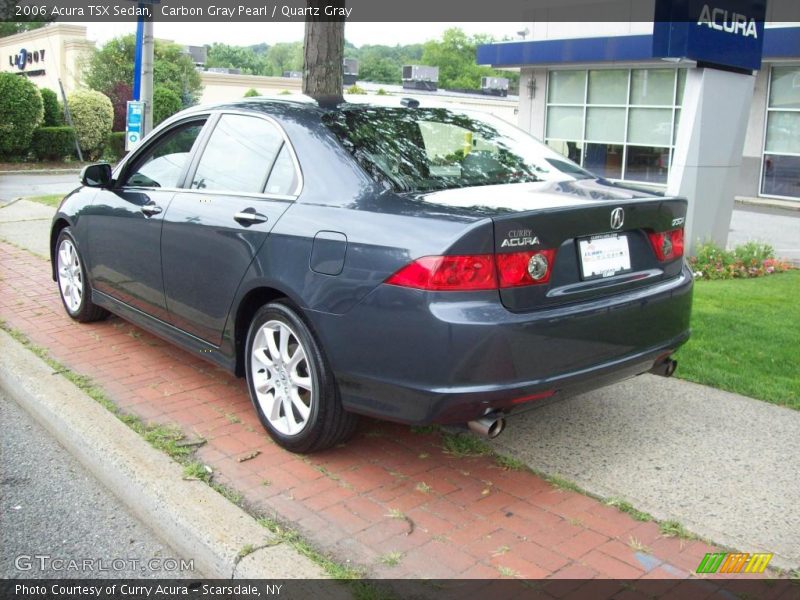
[410,178,662,214]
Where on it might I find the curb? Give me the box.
[735,196,800,212]
[0,328,330,581]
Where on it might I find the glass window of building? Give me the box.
[762,66,800,199]
[545,68,685,185]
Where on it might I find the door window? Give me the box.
[122,121,206,188]
[190,114,285,194]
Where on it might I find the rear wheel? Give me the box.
[55,228,108,323]
[245,301,357,453]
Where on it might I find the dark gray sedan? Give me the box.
[51,97,692,452]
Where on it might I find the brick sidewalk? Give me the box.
[0,241,739,581]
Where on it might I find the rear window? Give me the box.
[323,107,594,192]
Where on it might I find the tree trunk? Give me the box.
[303,0,345,107]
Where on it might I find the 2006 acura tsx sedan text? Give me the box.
[51,96,692,452]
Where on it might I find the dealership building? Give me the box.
[478,22,800,203]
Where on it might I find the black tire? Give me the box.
[55,228,109,323]
[245,301,358,453]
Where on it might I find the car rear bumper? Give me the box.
[307,263,693,424]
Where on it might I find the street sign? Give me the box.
[126,101,144,151]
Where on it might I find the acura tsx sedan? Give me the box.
[51,96,692,452]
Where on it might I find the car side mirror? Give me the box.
[80,163,113,188]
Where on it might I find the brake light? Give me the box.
[495,249,556,287]
[648,228,684,261]
[386,249,556,291]
[385,254,497,291]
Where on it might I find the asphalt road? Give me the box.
[0,393,200,579]
[0,172,80,203]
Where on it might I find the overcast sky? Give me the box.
[72,22,525,47]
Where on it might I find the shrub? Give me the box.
[107,81,133,132]
[243,88,260,97]
[0,73,44,157]
[153,86,182,126]
[376,88,388,96]
[40,88,63,127]
[31,127,76,161]
[67,89,114,159]
[345,84,367,95]
[103,131,127,162]
[278,89,292,95]
[690,241,792,280]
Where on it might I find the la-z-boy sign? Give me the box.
[653,0,767,71]
[9,48,46,72]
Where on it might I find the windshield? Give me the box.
[323,106,596,193]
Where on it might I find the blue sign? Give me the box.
[126,101,144,151]
[653,0,767,71]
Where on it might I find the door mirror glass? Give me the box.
[80,163,113,188]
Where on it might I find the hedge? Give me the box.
[67,89,114,159]
[41,88,63,127]
[0,73,44,157]
[104,131,127,162]
[31,127,76,161]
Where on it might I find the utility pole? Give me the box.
[140,16,154,135]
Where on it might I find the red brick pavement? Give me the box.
[0,241,751,581]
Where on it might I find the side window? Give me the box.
[122,121,206,188]
[190,114,285,194]
[265,145,299,196]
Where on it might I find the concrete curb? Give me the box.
[0,328,330,581]
[735,196,800,212]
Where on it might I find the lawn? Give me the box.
[675,270,799,409]
[25,194,64,207]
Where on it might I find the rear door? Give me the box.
[160,112,301,345]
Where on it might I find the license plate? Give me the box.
[578,234,632,280]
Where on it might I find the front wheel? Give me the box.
[55,228,108,323]
[245,301,357,453]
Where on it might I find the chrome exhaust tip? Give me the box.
[468,415,506,439]
[650,358,677,378]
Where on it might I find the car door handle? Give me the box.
[141,203,162,217]
[234,210,268,225]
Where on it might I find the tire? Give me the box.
[245,301,358,453]
[55,228,109,323]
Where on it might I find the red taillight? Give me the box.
[385,254,497,291]
[386,249,556,291]
[495,249,556,287]
[648,228,684,261]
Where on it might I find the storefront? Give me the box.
[478,26,800,202]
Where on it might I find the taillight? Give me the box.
[648,228,684,261]
[495,249,556,287]
[386,250,556,291]
[385,254,497,291]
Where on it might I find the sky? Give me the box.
[72,21,525,48]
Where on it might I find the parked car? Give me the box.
[51,97,692,452]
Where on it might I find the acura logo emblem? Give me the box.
[610,207,624,230]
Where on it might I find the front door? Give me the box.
[88,118,208,320]
[161,113,301,345]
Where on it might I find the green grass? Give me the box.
[24,194,64,207]
[675,271,799,409]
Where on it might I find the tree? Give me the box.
[85,35,202,110]
[267,42,303,77]
[153,86,182,126]
[206,43,269,75]
[0,21,46,38]
[421,28,513,91]
[302,0,345,106]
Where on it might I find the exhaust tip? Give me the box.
[468,415,506,439]
[650,357,677,377]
